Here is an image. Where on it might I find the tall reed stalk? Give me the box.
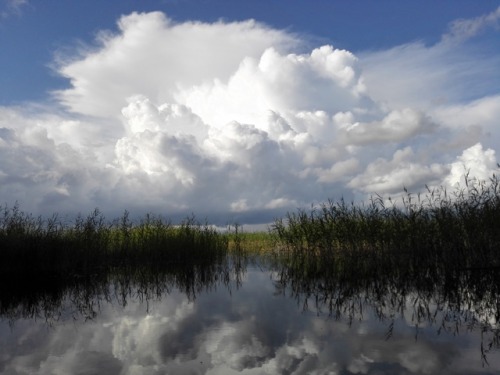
[272,173,500,277]
[0,206,229,284]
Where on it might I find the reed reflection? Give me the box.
[0,251,247,325]
[271,246,500,366]
[269,174,500,365]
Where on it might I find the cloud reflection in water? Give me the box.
[0,265,499,374]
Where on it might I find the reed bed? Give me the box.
[271,173,500,278]
[0,208,246,322]
[270,174,500,365]
[2,173,499,326]
[0,206,229,284]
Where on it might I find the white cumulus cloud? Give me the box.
[1,10,499,223]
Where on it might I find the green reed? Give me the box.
[270,173,500,366]
[271,173,500,277]
[0,205,229,284]
[0,207,239,323]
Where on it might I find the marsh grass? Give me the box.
[268,173,500,364]
[2,174,499,328]
[0,208,244,322]
[227,225,276,256]
[270,173,500,365]
[1,182,499,363]
[0,206,229,284]
[271,173,500,278]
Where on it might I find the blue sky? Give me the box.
[1,0,499,224]
[2,0,499,104]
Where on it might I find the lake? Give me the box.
[1,257,499,375]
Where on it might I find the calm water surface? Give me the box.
[1,263,499,374]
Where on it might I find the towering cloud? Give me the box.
[54,12,298,118]
[1,10,498,223]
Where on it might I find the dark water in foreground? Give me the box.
[1,263,499,375]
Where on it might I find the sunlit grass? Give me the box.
[227,226,276,255]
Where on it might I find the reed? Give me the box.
[0,208,243,323]
[269,173,500,365]
[271,173,500,277]
[0,206,229,285]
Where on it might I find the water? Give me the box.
[1,262,499,374]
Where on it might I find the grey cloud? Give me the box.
[338,108,437,146]
[315,158,360,183]
[348,147,448,195]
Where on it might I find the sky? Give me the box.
[1,0,500,226]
